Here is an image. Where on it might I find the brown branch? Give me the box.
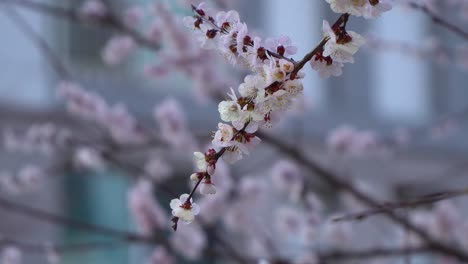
[290,13,349,78]
[332,187,468,222]
[1,5,72,80]
[0,197,163,245]
[0,0,160,50]
[257,131,468,262]
[290,36,329,78]
[4,0,468,261]
[409,2,468,41]
[0,237,122,254]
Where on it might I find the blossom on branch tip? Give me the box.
[322,20,365,64]
[265,36,298,56]
[212,123,235,148]
[218,100,241,123]
[190,172,204,182]
[170,194,200,223]
[101,35,136,65]
[79,0,107,20]
[326,0,392,18]
[128,181,168,234]
[310,52,344,78]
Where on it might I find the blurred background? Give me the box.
[0,0,467,263]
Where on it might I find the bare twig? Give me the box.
[332,187,468,222]
[0,0,160,50]
[0,237,123,254]
[0,197,163,245]
[408,3,468,41]
[257,131,468,262]
[1,5,72,80]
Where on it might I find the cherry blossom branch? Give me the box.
[179,4,468,261]
[257,131,468,262]
[290,13,349,78]
[171,121,252,231]
[102,151,249,263]
[0,0,160,50]
[4,1,468,261]
[332,186,468,222]
[0,11,244,257]
[408,2,468,41]
[0,237,122,254]
[0,196,249,262]
[168,6,353,227]
[0,196,163,245]
[1,4,72,80]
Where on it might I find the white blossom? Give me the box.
[322,20,365,63]
[212,123,235,148]
[193,152,208,171]
[265,36,297,56]
[218,100,241,122]
[199,181,216,195]
[326,0,392,18]
[170,193,200,223]
[310,57,343,78]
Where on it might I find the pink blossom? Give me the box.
[322,219,352,248]
[274,207,303,235]
[124,7,144,28]
[264,36,297,56]
[79,0,107,20]
[271,160,303,201]
[170,223,206,260]
[197,194,227,224]
[154,98,195,150]
[74,147,105,170]
[128,181,168,234]
[101,35,136,65]
[1,246,21,264]
[143,157,172,183]
[147,246,174,264]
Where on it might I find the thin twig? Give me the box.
[1,5,72,80]
[409,2,468,41]
[332,187,468,222]
[0,237,123,254]
[0,0,160,50]
[0,197,163,245]
[257,131,468,262]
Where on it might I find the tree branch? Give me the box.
[332,186,468,222]
[0,0,160,50]
[409,2,468,41]
[257,131,468,262]
[0,196,162,245]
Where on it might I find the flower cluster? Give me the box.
[167,0,380,227]
[170,193,200,224]
[57,81,146,144]
[326,0,393,19]
[311,0,392,78]
[310,19,365,78]
[167,3,311,226]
